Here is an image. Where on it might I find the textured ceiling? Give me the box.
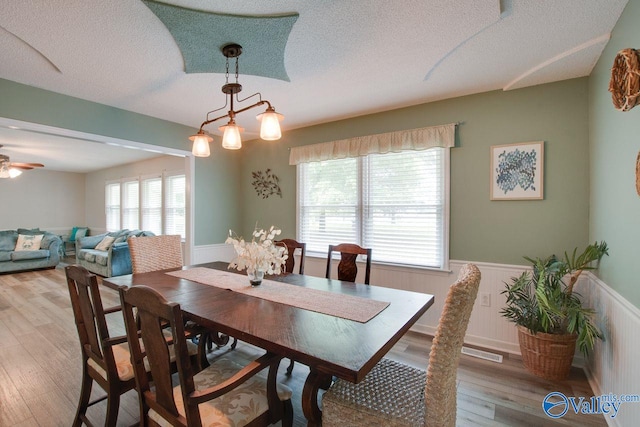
[142,0,297,80]
[0,0,630,172]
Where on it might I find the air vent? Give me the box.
[461,346,503,363]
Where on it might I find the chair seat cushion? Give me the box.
[87,335,199,382]
[322,358,425,427]
[149,357,292,427]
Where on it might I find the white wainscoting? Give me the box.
[581,272,640,427]
[191,245,640,424]
[191,243,236,265]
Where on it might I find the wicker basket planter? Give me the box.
[517,325,577,381]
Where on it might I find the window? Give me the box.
[298,149,447,268]
[292,123,454,270]
[105,182,120,231]
[121,180,139,230]
[165,174,186,238]
[142,176,162,235]
[105,173,185,237]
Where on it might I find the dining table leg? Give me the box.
[302,368,332,426]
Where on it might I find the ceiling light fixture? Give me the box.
[189,44,284,157]
[0,156,23,179]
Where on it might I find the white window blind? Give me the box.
[165,174,186,238]
[121,180,139,230]
[298,149,446,268]
[105,173,186,237]
[299,158,359,253]
[142,177,162,235]
[105,182,120,231]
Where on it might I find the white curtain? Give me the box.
[289,123,456,165]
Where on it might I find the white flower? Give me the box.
[226,225,288,275]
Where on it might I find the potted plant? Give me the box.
[501,241,608,380]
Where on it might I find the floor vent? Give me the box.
[461,346,503,363]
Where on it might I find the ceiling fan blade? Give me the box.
[11,165,34,170]
[10,162,45,168]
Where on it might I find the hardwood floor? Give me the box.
[0,264,607,426]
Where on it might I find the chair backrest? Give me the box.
[128,234,183,274]
[120,285,195,425]
[276,238,306,274]
[65,265,116,378]
[424,263,481,427]
[326,243,372,285]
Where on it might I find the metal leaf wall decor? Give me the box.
[251,169,282,198]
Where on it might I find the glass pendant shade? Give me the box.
[8,168,22,178]
[257,109,284,140]
[220,122,243,150]
[189,133,212,157]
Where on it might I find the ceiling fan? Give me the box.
[0,145,45,178]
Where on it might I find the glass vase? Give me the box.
[247,269,264,286]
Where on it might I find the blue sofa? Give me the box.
[0,228,63,273]
[75,229,155,277]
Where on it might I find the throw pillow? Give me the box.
[68,226,89,242]
[15,234,44,251]
[94,235,116,251]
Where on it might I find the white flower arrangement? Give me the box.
[225,225,288,275]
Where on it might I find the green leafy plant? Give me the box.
[501,241,608,355]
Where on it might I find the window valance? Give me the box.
[289,123,456,165]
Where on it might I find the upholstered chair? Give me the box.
[322,263,481,427]
[120,284,294,427]
[127,234,183,274]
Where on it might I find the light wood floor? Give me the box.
[0,264,607,426]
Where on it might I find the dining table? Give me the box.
[102,261,434,426]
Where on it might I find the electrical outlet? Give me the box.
[480,292,491,307]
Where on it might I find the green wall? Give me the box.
[241,78,591,266]
[588,0,640,308]
[0,78,242,244]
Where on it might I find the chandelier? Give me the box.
[189,44,284,157]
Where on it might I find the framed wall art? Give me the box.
[490,141,544,200]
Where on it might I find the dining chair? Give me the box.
[276,238,306,274]
[128,234,183,274]
[120,284,294,427]
[274,238,307,375]
[322,263,481,427]
[129,234,218,365]
[65,265,203,426]
[65,264,135,426]
[326,243,372,285]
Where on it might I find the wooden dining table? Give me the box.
[103,261,434,426]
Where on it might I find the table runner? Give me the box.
[166,267,389,323]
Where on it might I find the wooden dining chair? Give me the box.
[326,243,372,285]
[276,238,306,274]
[65,264,135,427]
[120,284,294,427]
[65,265,203,427]
[274,239,307,375]
[322,263,481,427]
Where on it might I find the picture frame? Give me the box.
[490,141,544,200]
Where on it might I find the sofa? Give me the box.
[75,229,155,277]
[0,228,63,273]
